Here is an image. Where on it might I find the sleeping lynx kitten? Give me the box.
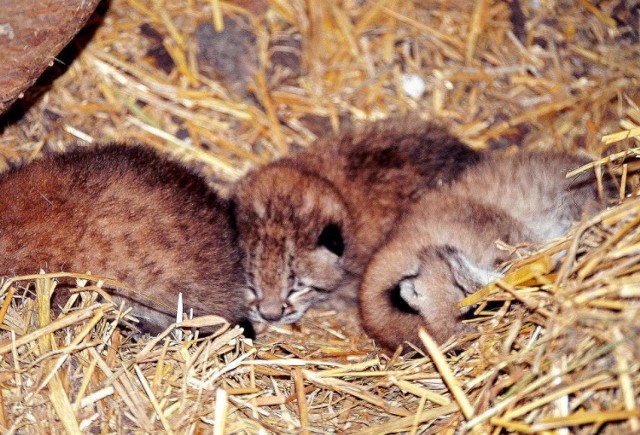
[0,145,250,334]
[359,151,607,351]
[233,119,482,325]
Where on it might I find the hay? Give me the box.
[2,209,639,433]
[1,0,639,432]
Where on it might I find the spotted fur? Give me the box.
[0,144,249,334]
[234,119,482,324]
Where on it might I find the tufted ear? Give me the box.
[387,283,420,314]
[437,245,502,295]
[317,223,344,256]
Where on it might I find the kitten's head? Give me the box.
[361,240,498,350]
[233,164,355,324]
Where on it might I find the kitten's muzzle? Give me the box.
[257,301,285,322]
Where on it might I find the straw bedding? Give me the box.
[0,0,639,432]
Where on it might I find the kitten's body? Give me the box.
[0,145,248,333]
[233,119,481,324]
[360,151,605,351]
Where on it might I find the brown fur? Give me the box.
[233,119,481,324]
[0,145,249,334]
[360,151,606,352]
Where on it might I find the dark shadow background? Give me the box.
[0,0,110,133]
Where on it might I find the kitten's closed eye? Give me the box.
[317,223,344,256]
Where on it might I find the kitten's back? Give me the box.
[292,119,484,255]
[0,145,248,333]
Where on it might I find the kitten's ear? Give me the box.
[437,246,501,295]
[317,223,345,256]
[388,282,420,314]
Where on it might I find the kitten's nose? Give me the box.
[258,302,284,322]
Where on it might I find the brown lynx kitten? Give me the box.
[233,119,482,325]
[0,145,249,334]
[360,151,606,351]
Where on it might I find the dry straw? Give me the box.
[1,0,639,432]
